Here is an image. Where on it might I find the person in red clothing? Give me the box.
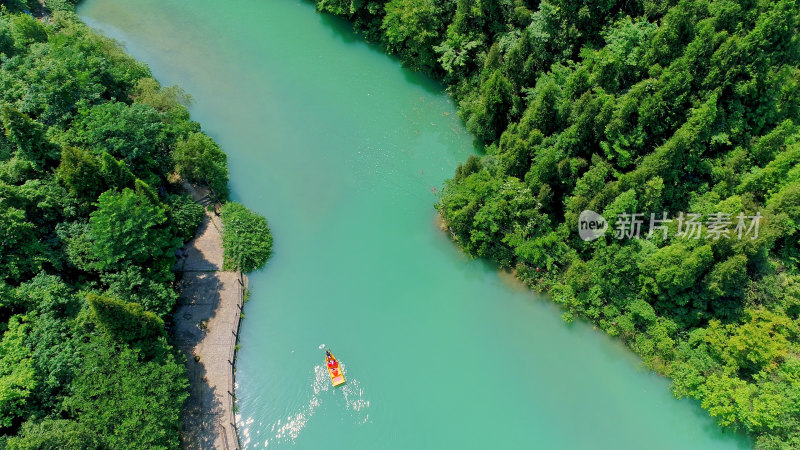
[326,350,338,369]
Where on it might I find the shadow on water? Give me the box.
[299,0,487,156]
[305,0,447,98]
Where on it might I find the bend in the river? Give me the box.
[78,1,750,448]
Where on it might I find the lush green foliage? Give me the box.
[89,186,180,271]
[167,193,204,243]
[172,131,229,199]
[0,316,36,429]
[221,201,273,273]
[87,294,166,358]
[0,7,245,447]
[317,0,800,446]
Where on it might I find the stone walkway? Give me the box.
[174,184,246,450]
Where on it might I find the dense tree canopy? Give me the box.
[88,187,179,270]
[221,201,273,273]
[317,0,800,446]
[0,5,253,447]
[172,131,229,199]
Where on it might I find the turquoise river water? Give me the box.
[79,1,751,448]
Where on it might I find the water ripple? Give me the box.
[241,357,370,448]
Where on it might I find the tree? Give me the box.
[382,0,443,72]
[8,419,100,450]
[220,201,273,273]
[64,102,168,180]
[0,7,250,445]
[58,146,102,201]
[131,77,192,116]
[0,202,48,282]
[434,0,495,78]
[462,70,514,143]
[87,294,165,357]
[15,273,79,317]
[172,131,229,199]
[0,106,59,169]
[0,17,15,58]
[166,193,204,243]
[706,308,798,377]
[16,276,82,410]
[98,151,134,192]
[9,14,47,48]
[101,266,178,316]
[62,340,187,449]
[131,77,198,138]
[0,315,37,428]
[88,187,178,270]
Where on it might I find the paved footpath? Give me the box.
[174,185,246,450]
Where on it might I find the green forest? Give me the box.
[0,2,269,448]
[0,0,797,447]
[315,0,800,447]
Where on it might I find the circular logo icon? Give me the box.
[578,210,608,241]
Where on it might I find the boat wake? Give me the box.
[268,366,328,444]
[340,368,370,424]
[240,352,370,448]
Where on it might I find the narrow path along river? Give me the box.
[79,1,751,448]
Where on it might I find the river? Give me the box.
[78,1,750,448]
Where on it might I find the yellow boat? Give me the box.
[325,349,346,387]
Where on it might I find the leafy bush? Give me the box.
[0,17,14,57]
[64,102,168,181]
[0,315,36,428]
[220,201,272,273]
[88,187,179,270]
[44,0,79,13]
[60,339,187,449]
[167,193,204,243]
[172,131,229,199]
[101,266,178,317]
[87,294,166,357]
[9,14,46,48]
[8,418,100,449]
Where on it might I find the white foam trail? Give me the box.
[246,361,371,448]
[239,416,254,447]
[339,366,371,424]
[254,364,328,447]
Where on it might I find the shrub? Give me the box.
[167,193,204,243]
[220,201,272,273]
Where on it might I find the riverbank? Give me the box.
[174,183,247,449]
[76,1,752,447]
